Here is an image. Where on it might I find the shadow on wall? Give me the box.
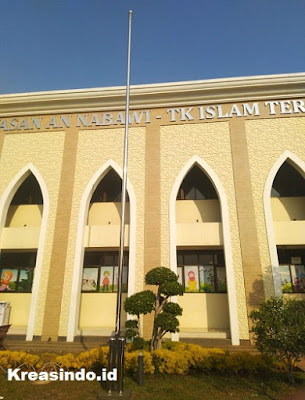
[205,293,230,331]
[248,277,267,311]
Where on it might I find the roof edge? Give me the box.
[0,72,305,117]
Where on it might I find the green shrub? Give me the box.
[250,296,305,383]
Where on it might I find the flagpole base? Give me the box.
[97,389,132,399]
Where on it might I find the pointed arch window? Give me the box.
[90,169,129,203]
[177,165,217,200]
[0,173,43,293]
[272,161,305,294]
[271,162,305,198]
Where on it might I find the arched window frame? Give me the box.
[67,159,136,342]
[264,151,305,297]
[169,155,240,345]
[0,163,49,341]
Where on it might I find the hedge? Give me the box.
[0,343,273,376]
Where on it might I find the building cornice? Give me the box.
[0,72,305,117]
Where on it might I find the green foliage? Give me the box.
[125,320,138,329]
[124,267,183,352]
[0,344,275,378]
[282,283,293,293]
[155,313,179,333]
[163,302,183,316]
[125,328,138,341]
[200,283,214,293]
[130,337,147,351]
[145,267,178,286]
[160,281,183,296]
[124,290,156,317]
[250,296,305,383]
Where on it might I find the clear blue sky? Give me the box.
[0,0,304,94]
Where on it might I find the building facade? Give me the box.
[0,73,304,345]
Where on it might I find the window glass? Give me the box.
[100,266,114,292]
[122,266,128,292]
[199,254,214,265]
[177,254,183,266]
[0,269,18,292]
[184,266,199,292]
[199,266,215,292]
[216,267,227,292]
[18,269,34,293]
[104,254,114,266]
[279,265,293,293]
[184,254,197,265]
[177,266,183,286]
[82,252,129,293]
[177,251,227,294]
[82,268,98,292]
[291,265,305,293]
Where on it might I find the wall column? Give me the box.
[229,119,265,332]
[41,128,79,341]
[143,122,161,339]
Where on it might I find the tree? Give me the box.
[124,267,183,351]
[250,297,305,383]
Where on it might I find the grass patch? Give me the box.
[1,371,305,400]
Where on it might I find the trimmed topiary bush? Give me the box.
[124,266,183,351]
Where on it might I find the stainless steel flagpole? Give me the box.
[102,11,133,398]
[115,9,132,338]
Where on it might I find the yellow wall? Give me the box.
[87,203,130,225]
[5,205,43,227]
[1,227,40,249]
[179,294,229,332]
[176,223,223,246]
[79,293,127,331]
[0,293,31,330]
[271,197,305,221]
[83,225,129,247]
[176,200,221,223]
[274,221,305,245]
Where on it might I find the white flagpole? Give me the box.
[115,9,133,338]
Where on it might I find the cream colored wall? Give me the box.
[271,197,305,221]
[274,221,305,245]
[176,223,222,246]
[1,205,43,249]
[79,293,127,331]
[0,132,65,335]
[1,227,40,248]
[59,127,145,336]
[85,203,130,247]
[0,293,31,329]
[160,122,248,340]
[6,205,43,227]
[178,294,229,331]
[246,117,305,297]
[83,225,129,247]
[176,200,221,223]
[87,203,130,225]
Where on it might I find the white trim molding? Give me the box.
[169,155,240,345]
[264,151,305,297]
[66,159,136,342]
[0,73,304,116]
[0,163,50,341]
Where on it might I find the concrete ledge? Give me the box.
[179,329,229,339]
